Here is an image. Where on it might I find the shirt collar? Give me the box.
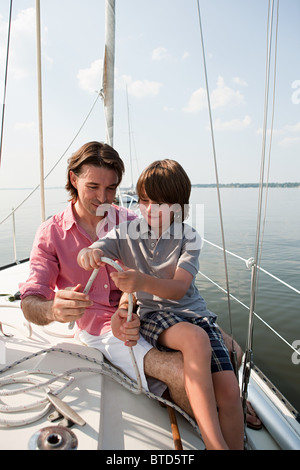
[63,201,77,231]
[139,218,179,239]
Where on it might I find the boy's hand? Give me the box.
[77,247,104,270]
[110,268,144,293]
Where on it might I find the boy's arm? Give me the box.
[110,267,193,300]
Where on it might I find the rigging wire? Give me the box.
[257,0,280,278]
[242,0,280,423]
[245,0,277,361]
[196,0,238,377]
[0,0,13,168]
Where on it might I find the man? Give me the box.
[21,141,261,428]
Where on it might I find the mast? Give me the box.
[35,0,45,222]
[103,0,116,146]
[126,84,134,189]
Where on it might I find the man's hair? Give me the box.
[136,159,191,218]
[66,141,125,201]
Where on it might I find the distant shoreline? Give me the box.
[192,182,300,188]
[1,182,300,190]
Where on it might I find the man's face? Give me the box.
[70,164,119,218]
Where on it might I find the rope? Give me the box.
[242,0,280,425]
[0,0,13,168]
[256,0,280,284]
[68,257,142,393]
[196,0,237,376]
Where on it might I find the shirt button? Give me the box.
[104,284,108,289]
[151,242,155,248]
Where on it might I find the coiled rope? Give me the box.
[0,346,200,434]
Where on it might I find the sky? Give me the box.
[0,0,299,190]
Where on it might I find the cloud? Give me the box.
[152,47,171,61]
[212,77,245,108]
[278,122,300,146]
[14,121,36,131]
[278,136,300,147]
[128,79,162,98]
[284,122,300,133]
[78,63,163,98]
[163,106,175,112]
[77,59,103,93]
[0,8,44,80]
[183,88,207,113]
[256,121,300,147]
[256,127,283,136]
[116,74,162,98]
[182,51,190,60]
[232,77,248,87]
[151,46,190,62]
[213,115,251,131]
[183,76,245,113]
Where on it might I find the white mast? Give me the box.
[103,0,116,146]
[35,0,45,222]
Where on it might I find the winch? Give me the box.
[28,426,78,450]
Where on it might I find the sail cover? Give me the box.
[103,0,115,146]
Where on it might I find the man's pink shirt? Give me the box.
[20,202,136,336]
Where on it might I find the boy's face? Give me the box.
[139,191,174,233]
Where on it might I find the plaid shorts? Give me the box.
[140,311,233,374]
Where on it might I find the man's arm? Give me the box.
[22,284,92,326]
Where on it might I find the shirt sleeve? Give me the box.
[90,226,122,261]
[19,222,59,300]
[176,225,202,277]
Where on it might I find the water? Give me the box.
[189,187,300,413]
[0,186,299,412]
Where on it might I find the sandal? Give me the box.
[246,401,262,430]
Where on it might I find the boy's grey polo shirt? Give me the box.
[91,218,216,321]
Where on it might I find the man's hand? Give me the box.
[52,284,92,323]
[111,308,140,346]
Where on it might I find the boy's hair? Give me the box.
[66,141,125,201]
[136,159,191,219]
